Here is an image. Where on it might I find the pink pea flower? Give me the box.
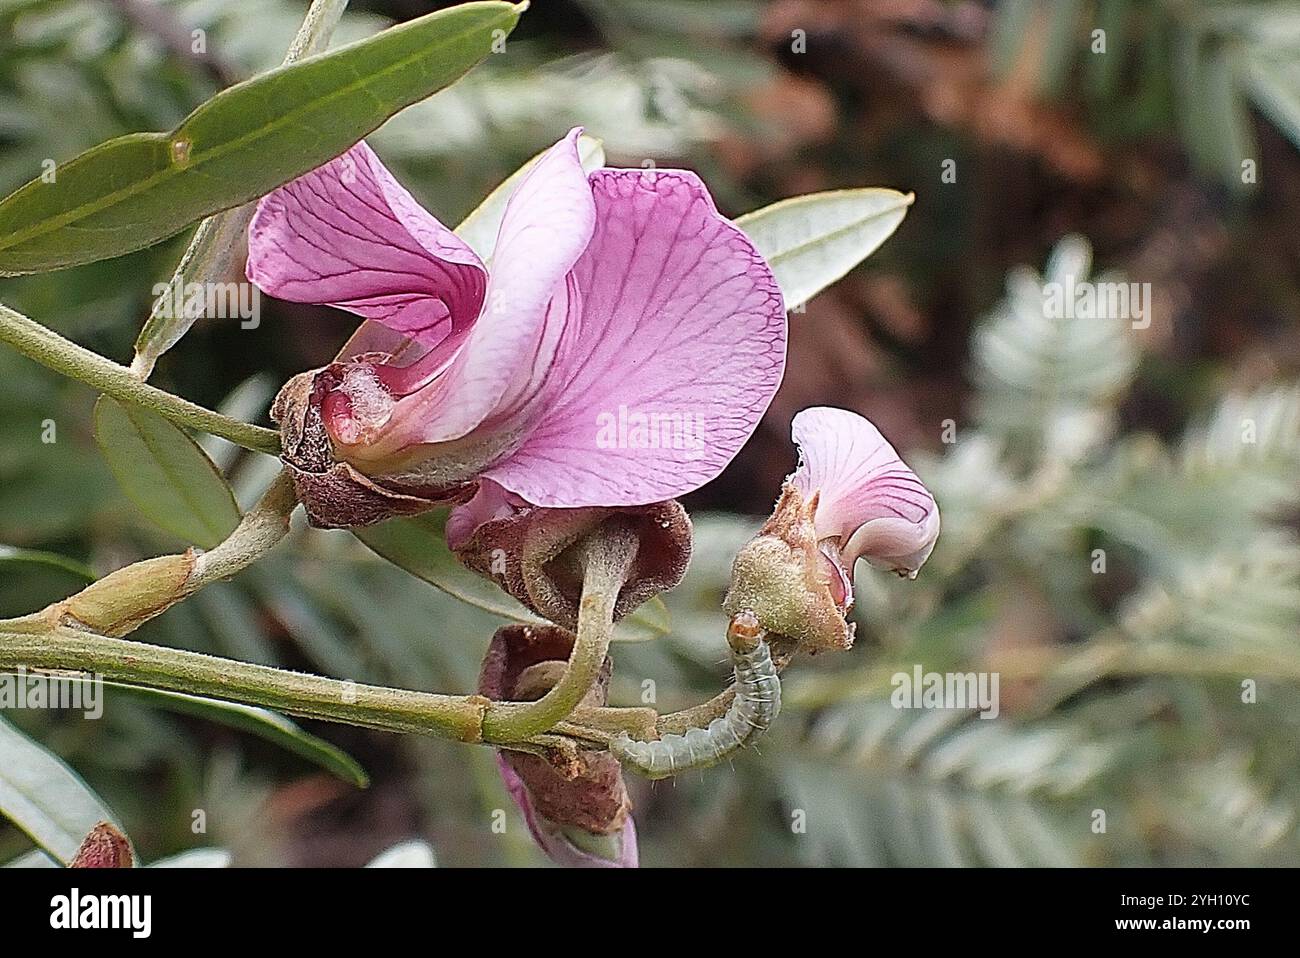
[247,127,786,531]
[725,406,938,652]
[790,406,940,588]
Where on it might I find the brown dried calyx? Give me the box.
[724,483,855,653]
[478,624,631,836]
[454,501,692,631]
[271,366,454,528]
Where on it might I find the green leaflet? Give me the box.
[93,396,242,549]
[0,2,523,275]
[103,682,368,788]
[0,545,94,582]
[737,188,913,311]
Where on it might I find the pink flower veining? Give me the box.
[790,406,940,603]
[247,127,786,536]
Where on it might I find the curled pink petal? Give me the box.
[371,128,597,451]
[484,167,786,506]
[247,142,486,352]
[791,406,939,577]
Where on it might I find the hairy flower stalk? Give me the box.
[480,623,638,867]
[0,476,656,753]
[480,527,636,741]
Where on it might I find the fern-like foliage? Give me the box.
[991,0,1300,188]
[972,234,1140,467]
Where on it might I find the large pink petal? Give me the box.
[374,128,597,449]
[247,142,486,351]
[482,167,786,506]
[791,407,939,577]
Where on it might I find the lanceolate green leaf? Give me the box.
[0,715,125,865]
[618,595,672,642]
[103,682,368,787]
[93,396,242,549]
[737,188,914,311]
[0,1,523,275]
[354,510,671,642]
[354,510,548,624]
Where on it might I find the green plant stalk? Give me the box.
[0,469,633,750]
[0,625,490,741]
[284,0,351,63]
[0,303,280,454]
[481,532,637,741]
[131,0,351,378]
[5,471,297,638]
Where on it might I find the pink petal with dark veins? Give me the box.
[373,128,597,450]
[482,167,786,506]
[247,141,486,355]
[791,407,939,577]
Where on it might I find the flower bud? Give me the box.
[70,822,134,868]
[725,484,855,652]
[271,367,453,528]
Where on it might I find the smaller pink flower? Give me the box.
[725,406,939,652]
[790,406,940,592]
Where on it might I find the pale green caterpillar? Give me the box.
[610,611,781,780]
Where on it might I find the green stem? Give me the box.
[481,532,637,741]
[0,302,280,454]
[191,469,297,582]
[0,626,488,741]
[284,0,351,63]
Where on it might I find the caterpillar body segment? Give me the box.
[610,612,781,780]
